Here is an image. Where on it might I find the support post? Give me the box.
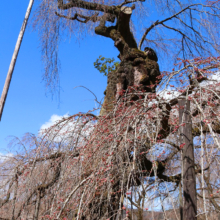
[0,0,34,121]
[178,97,197,220]
[179,181,183,220]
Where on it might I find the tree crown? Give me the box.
[33,0,220,92]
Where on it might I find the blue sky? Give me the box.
[0,0,119,153]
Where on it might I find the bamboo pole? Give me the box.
[0,0,34,121]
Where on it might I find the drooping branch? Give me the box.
[0,169,20,210]
[15,161,62,219]
[161,23,206,52]
[138,3,214,50]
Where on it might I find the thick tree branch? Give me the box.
[57,0,118,15]
[95,6,137,55]
[55,11,116,24]
[119,0,145,7]
[55,11,100,23]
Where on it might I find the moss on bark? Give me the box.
[100,50,160,115]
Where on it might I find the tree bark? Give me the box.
[178,97,197,220]
[0,0,34,121]
[95,6,137,56]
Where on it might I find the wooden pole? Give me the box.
[179,181,183,220]
[178,97,197,220]
[0,0,34,121]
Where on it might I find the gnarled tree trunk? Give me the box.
[96,6,160,116]
[57,4,161,220]
[88,6,161,220]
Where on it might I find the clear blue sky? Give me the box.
[0,0,119,153]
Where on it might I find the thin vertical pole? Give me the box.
[0,0,34,121]
[178,97,197,220]
[179,181,183,220]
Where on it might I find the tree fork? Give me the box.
[95,6,137,55]
[178,97,197,220]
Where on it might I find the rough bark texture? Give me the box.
[100,53,160,115]
[98,6,160,116]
